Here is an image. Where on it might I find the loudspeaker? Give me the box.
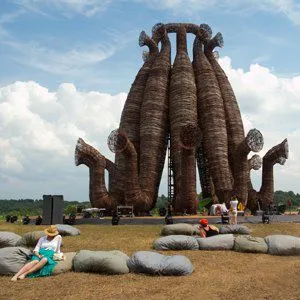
[42,195,64,225]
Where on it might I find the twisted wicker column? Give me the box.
[75,138,114,209]
[246,154,262,211]
[193,35,232,205]
[139,25,171,209]
[108,130,152,214]
[259,139,289,208]
[104,157,118,193]
[114,32,159,204]
[196,142,213,199]
[179,124,198,213]
[169,26,198,213]
[204,31,248,203]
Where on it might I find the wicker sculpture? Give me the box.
[75,23,288,215]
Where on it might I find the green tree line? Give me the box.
[273,190,300,208]
[0,191,299,216]
[0,199,90,216]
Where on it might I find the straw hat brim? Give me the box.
[44,229,59,236]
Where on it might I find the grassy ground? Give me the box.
[1,222,300,300]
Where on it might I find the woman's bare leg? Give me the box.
[229,212,233,225]
[11,261,39,281]
[19,258,48,279]
[234,213,237,225]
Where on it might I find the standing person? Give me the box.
[11,225,62,281]
[198,219,219,237]
[229,196,239,225]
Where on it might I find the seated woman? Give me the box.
[11,225,62,281]
[198,219,219,238]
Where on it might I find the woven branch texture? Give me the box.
[139,25,171,209]
[170,26,198,213]
[74,23,288,215]
[193,36,232,204]
[114,34,159,204]
[205,35,248,205]
[74,138,114,209]
[259,139,288,206]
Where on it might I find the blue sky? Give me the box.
[1,0,299,92]
[0,0,299,201]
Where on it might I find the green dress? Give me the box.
[27,248,57,278]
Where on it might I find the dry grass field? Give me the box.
[1,222,300,300]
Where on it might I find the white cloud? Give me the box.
[0,81,126,199]
[7,0,300,25]
[12,0,112,17]
[261,0,300,25]
[252,55,270,64]
[2,39,115,76]
[0,10,25,38]
[137,0,300,25]
[136,0,217,12]
[219,56,300,192]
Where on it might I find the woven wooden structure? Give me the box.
[193,34,232,205]
[75,22,289,214]
[75,138,114,210]
[139,24,171,208]
[246,154,262,212]
[179,123,198,213]
[170,26,198,213]
[205,32,248,204]
[259,139,288,207]
[114,32,159,205]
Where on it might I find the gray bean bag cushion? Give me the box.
[160,255,194,276]
[196,234,234,250]
[128,251,193,276]
[0,232,22,248]
[219,225,252,235]
[127,251,164,275]
[153,235,199,250]
[53,252,76,275]
[16,231,46,248]
[161,224,199,236]
[234,235,268,253]
[265,235,300,256]
[73,250,129,274]
[55,224,80,236]
[0,247,32,275]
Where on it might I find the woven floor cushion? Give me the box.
[73,250,129,274]
[0,247,32,275]
[127,251,193,276]
[161,224,199,236]
[219,225,252,235]
[234,235,268,253]
[53,252,77,275]
[0,231,22,248]
[265,235,300,256]
[55,224,80,236]
[153,235,199,250]
[196,234,234,250]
